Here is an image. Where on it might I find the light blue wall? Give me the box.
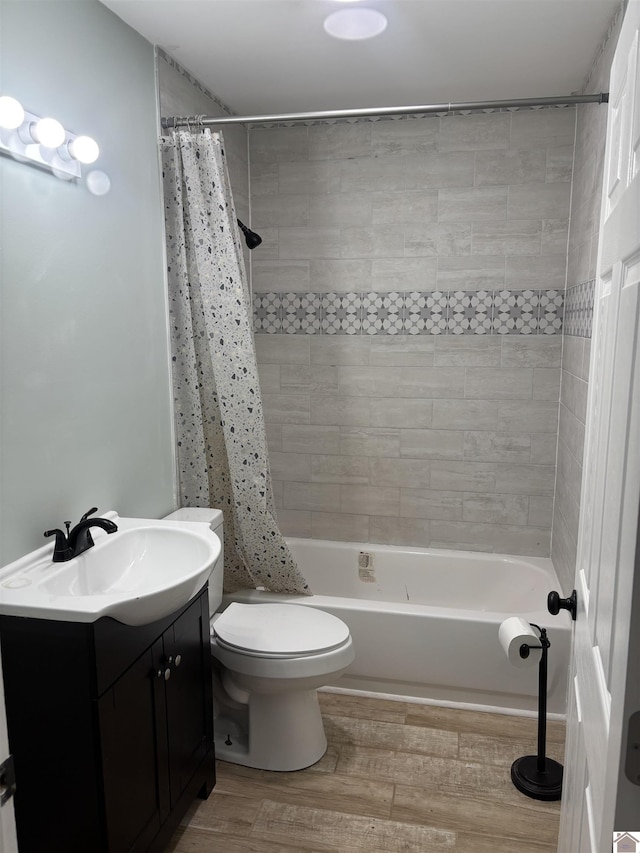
[0,0,176,564]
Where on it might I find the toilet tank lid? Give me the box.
[164,507,223,530]
[214,602,350,656]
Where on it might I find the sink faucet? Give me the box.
[44,507,118,562]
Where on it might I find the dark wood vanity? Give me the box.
[0,584,215,852]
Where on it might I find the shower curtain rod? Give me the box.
[161,93,609,129]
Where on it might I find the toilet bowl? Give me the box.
[211,602,354,770]
[164,507,355,772]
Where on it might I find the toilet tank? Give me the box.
[163,507,224,616]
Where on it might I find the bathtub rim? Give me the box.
[223,587,564,624]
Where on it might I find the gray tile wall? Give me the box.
[250,110,575,554]
[258,334,561,553]
[551,9,622,592]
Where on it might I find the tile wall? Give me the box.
[551,7,623,592]
[250,109,576,554]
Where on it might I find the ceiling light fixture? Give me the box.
[323,8,388,40]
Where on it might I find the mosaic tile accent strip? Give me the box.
[564,280,595,338]
[254,290,565,335]
[362,291,404,336]
[323,292,362,335]
[448,290,493,335]
[282,292,322,335]
[254,293,282,334]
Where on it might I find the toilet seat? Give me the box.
[213,602,350,658]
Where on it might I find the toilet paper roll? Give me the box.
[498,616,542,668]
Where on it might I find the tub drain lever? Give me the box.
[510,624,563,802]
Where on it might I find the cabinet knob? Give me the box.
[174,654,182,667]
[157,668,171,681]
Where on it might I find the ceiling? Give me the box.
[100,0,621,118]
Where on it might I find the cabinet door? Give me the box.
[99,641,165,853]
[163,594,213,808]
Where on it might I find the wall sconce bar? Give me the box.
[0,96,99,180]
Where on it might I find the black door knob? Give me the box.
[547,589,577,621]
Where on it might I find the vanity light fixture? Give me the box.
[0,95,100,179]
[323,7,388,40]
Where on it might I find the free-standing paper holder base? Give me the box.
[511,755,563,801]
[511,625,563,801]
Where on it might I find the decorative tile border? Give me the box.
[254,289,564,336]
[564,280,595,338]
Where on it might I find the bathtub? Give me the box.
[221,538,571,717]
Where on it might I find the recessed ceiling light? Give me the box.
[323,8,388,40]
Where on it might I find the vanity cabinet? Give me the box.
[0,585,215,853]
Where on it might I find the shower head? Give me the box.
[237,219,262,250]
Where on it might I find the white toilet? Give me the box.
[165,507,355,771]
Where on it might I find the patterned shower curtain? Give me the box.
[161,129,309,595]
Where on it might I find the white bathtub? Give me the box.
[221,538,571,717]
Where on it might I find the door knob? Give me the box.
[547,589,577,621]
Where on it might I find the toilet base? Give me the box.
[214,687,328,771]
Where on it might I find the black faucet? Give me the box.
[44,507,118,562]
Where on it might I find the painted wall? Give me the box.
[0,1,175,565]
[249,110,574,555]
[551,7,624,593]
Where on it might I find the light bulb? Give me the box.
[0,96,25,129]
[69,135,99,164]
[33,117,65,148]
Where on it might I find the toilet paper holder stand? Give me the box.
[511,623,564,801]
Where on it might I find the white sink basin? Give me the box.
[0,513,221,626]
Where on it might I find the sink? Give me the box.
[0,513,221,626]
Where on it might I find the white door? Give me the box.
[0,650,18,853]
[557,2,640,849]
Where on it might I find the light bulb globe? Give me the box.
[69,135,99,164]
[0,96,25,130]
[33,117,65,148]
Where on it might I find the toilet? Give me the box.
[164,507,355,771]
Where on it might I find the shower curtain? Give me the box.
[161,129,309,595]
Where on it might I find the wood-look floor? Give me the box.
[166,691,565,852]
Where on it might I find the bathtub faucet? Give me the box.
[44,507,118,562]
